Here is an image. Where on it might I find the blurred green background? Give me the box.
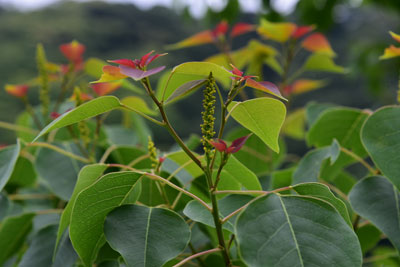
[1,0,400,145]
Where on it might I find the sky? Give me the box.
[0,0,299,18]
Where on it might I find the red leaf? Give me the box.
[210,139,227,152]
[59,40,85,65]
[5,84,29,98]
[292,25,315,39]
[108,59,137,68]
[226,135,250,154]
[302,33,335,57]
[230,23,255,38]
[212,21,229,38]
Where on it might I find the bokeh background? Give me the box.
[1,0,399,146]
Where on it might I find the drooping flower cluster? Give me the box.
[201,74,217,156]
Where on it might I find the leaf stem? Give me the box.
[120,103,164,126]
[0,121,39,135]
[9,194,56,200]
[339,147,378,175]
[107,164,212,211]
[27,142,91,163]
[173,248,221,267]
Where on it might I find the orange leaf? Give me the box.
[166,30,214,50]
[292,25,315,39]
[389,31,400,43]
[302,33,335,57]
[92,66,128,83]
[5,84,29,98]
[380,45,400,60]
[59,40,85,64]
[91,81,122,96]
[290,79,327,95]
[257,19,296,43]
[230,23,255,38]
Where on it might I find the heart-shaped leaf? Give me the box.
[361,106,400,190]
[227,98,286,153]
[56,164,107,249]
[349,176,400,251]
[236,194,362,267]
[69,171,143,266]
[104,205,190,267]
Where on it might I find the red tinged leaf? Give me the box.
[292,25,315,39]
[5,84,29,98]
[93,65,128,83]
[145,53,167,66]
[210,139,227,152]
[226,135,251,154]
[59,40,85,65]
[389,31,400,43]
[108,59,136,68]
[245,79,285,100]
[380,45,400,60]
[302,33,335,57]
[139,50,154,68]
[91,82,122,96]
[50,112,61,119]
[120,65,165,81]
[230,23,255,38]
[212,21,229,38]
[167,30,214,50]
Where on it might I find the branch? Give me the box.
[173,248,221,267]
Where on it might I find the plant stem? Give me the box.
[53,63,74,114]
[0,121,39,135]
[141,78,204,170]
[99,144,117,163]
[27,142,91,163]
[35,209,63,215]
[340,147,378,175]
[173,248,221,267]
[107,164,212,211]
[9,194,55,200]
[22,97,42,130]
[188,242,207,267]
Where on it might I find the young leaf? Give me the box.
[69,171,143,266]
[302,33,335,57]
[257,19,296,42]
[236,194,362,267]
[34,96,121,141]
[0,213,35,265]
[55,164,107,250]
[0,140,21,191]
[227,98,286,153]
[104,205,191,267]
[165,79,207,104]
[349,176,400,251]
[303,53,346,73]
[361,106,400,190]
[293,140,340,184]
[120,96,156,115]
[292,182,352,227]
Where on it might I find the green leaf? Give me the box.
[110,146,151,169]
[0,140,20,191]
[349,176,400,251]
[305,102,335,127]
[356,224,381,255]
[56,164,107,249]
[236,194,362,267]
[161,150,203,185]
[8,156,36,187]
[0,213,35,265]
[227,98,286,153]
[183,194,253,233]
[70,171,143,266]
[217,155,261,191]
[361,106,400,190]
[19,224,58,267]
[292,182,352,227]
[35,142,85,200]
[282,108,306,140]
[293,140,340,184]
[307,107,369,157]
[104,205,190,267]
[120,96,156,115]
[304,53,346,73]
[53,229,79,267]
[165,79,207,104]
[226,128,286,176]
[34,96,122,140]
[270,167,294,191]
